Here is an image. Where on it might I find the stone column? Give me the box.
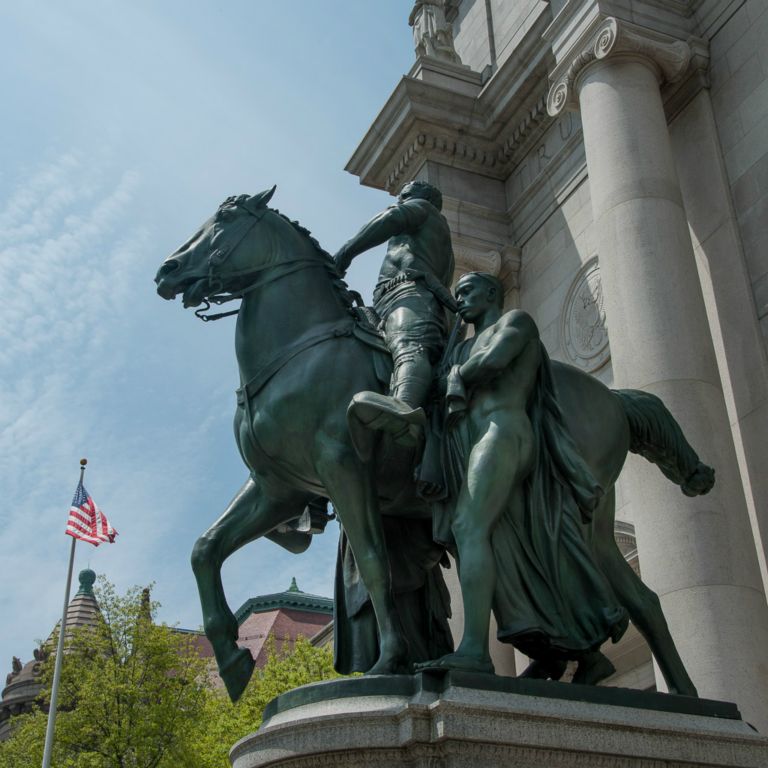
[548,18,768,730]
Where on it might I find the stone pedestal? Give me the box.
[230,674,767,768]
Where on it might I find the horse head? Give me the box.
[155,186,279,307]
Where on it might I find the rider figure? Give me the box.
[334,180,455,443]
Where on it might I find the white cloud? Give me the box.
[0,153,154,662]
[0,150,340,669]
[0,1,416,672]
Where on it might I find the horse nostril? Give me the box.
[159,259,182,277]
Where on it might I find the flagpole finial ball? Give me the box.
[80,458,88,466]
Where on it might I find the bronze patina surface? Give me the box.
[156,186,714,702]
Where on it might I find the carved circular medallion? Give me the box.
[561,257,610,372]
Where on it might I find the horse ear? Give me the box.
[250,186,277,209]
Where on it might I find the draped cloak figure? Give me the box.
[438,340,628,661]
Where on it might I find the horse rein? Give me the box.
[193,204,336,322]
[194,258,327,322]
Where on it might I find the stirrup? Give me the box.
[348,391,426,449]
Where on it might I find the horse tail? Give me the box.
[613,389,715,497]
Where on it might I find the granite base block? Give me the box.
[230,672,768,768]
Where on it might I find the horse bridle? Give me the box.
[193,204,329,322]
[192,203,268,321]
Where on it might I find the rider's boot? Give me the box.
[348,353,432,448]
[348,392,426,449]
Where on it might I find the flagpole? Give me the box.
[41,458,86,768]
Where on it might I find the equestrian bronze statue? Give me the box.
[155,185,713,702]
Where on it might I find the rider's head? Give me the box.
[398,180,443,211]
[455,272,504,323]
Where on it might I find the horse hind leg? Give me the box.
[592,490,698,697]
[604,550,698,696]
[191,476,307,702]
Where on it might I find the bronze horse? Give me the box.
[155,189,711,701]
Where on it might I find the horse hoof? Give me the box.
[365,648,409,676]
[414,653,495,675]
[572,654,615,686]
[670,682,699,698]
[365,658,406,676]
[519,658,567,681]
[220,647,255,702]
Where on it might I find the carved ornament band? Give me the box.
[547,18,691,117]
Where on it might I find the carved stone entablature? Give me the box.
[385,92,558,190]
[498,95,549,164]
[347,4,555,193]
[561,257,610,373]
[384,130,500,193]
[383,96,559,191]
[547,17,692,117]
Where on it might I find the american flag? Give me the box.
[66,481,117,546]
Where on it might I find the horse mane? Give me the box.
[269,209,359,310]
[270,208,333,262]
[217,195,358,311]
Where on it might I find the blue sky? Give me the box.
[0,1,416,668]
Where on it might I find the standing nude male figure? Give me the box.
[419,272,626,677]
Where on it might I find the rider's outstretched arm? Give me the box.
[333,201,428,273]
[459,312,539,386]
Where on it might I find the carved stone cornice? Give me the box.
[547,17,692,117]
[347,2,554,192]
[360,92,558,194]
[384,130,501,193]
[498,95,549,163]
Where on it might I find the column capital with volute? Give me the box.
[547,17,691,117]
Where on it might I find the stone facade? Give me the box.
[347,0,768,731]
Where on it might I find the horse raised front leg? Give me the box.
[591,490,698,697]
[318,448,408,675]
[191,476,306,701]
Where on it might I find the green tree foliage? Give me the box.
[188,636,341,768]
[0,579,208,768]
[0,711,50,768]
[0,580,341,768]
